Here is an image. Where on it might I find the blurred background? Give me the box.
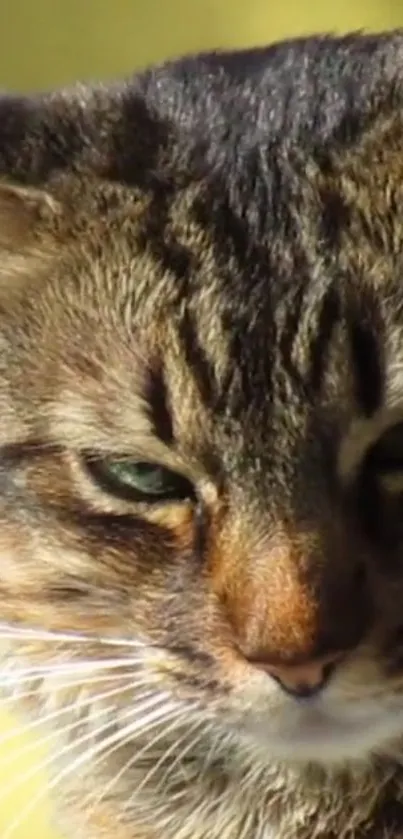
[1,0,403,90]
[0,0,403,837]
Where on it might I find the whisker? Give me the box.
[198,727,225,782]
[0,677,151,754]
[0,702,114,816]
[0,705,107,774]
[1,657,147,679]
[122,716,205,818]
[3,694,178,839]
[0,667,148,707]
[0,685,158,782]
[0,624,150,649]
[0,688,164,817]
[83,704,192,825]
[153,719,207,794]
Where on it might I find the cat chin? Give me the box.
[234,700,403,766]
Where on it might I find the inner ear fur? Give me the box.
[0,181,63,253]
[0,181,65,299]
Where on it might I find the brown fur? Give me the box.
[4,31,403,839]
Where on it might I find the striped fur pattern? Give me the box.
[2,30,403,838]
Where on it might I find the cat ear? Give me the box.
[0,182,63,297]
[0,181,62,304]
[0,181,62,253]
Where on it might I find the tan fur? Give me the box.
[4,100,403,839]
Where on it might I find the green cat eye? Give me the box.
[366,422,403,495]
[84,456,195,503]
[370,422,403,473]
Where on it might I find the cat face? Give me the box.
[2,113,403,787]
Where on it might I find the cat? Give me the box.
[3,28,403,839]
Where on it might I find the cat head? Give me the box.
[3,34,403,779]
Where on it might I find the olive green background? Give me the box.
[0,0,403,91]
[0,1,403,837]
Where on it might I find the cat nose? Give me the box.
[249,651,344,697]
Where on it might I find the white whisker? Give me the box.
[2,694,178,839]
[0,623,149,648]
[0,706,106,774]
[0,685,159,783]
[153,720,207,794]
[124,715,205,817]
[84,704,192,825]
[0,678,150,755]
[198,727,225,782]
[0,702,114,811]
[0,667,148,707]
[2,657,146,679]
[0,688,164,821]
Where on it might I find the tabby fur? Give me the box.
[2,31,403,839]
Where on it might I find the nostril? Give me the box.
[248,651,343,698]
[270,676,325,699]
[270,663,336,699]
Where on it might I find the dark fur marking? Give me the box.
[145,364,174,445]
[319,188,351,251]
[348,300,383,417]
[178,309,218,410]
[307,286,341,394]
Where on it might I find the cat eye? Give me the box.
[83,456,196,503]
[367,421,403,493]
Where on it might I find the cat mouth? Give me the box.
[237,701,403,763]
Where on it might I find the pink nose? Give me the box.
[249,651,344,697]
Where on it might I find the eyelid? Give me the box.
[368,423,403,467]
[81,453,197,507]
[338,413,403,484]
[378,472,403,494]
[80,448,196,481]
[363,420,403,495]
[63,450,194,517]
